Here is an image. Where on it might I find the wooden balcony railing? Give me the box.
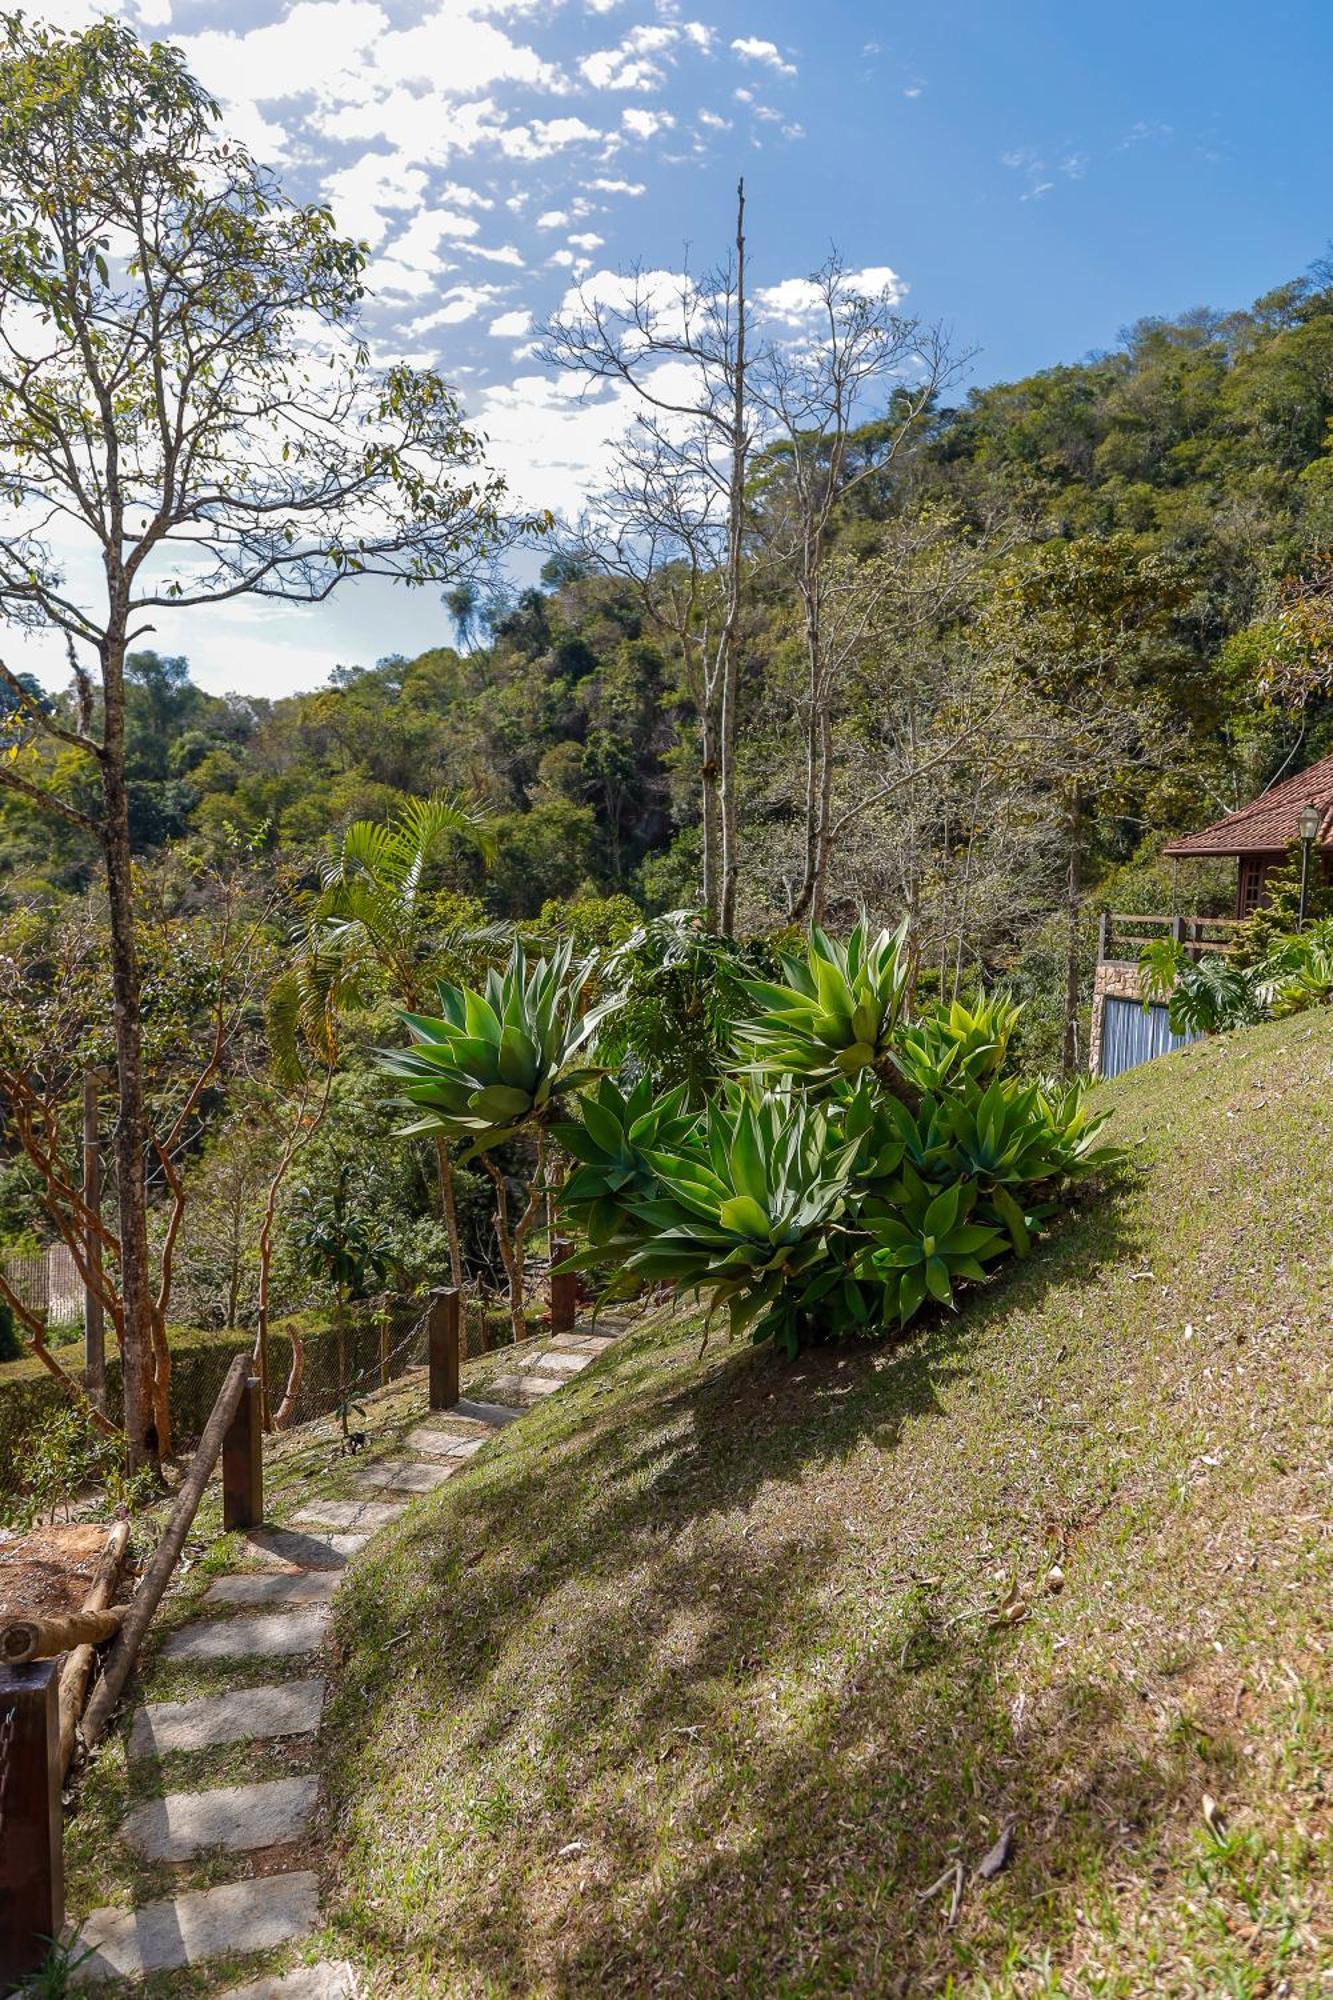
[1097,911,1244,964]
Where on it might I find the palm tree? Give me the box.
[308,793,504,1285]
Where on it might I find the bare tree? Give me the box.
[544,181,750,931]
[748,261,962,925]
[0,19,517,1463]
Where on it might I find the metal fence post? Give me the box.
[0,1661,63,1989]
[428,1287,461,1410]
[550,1237,577,1335]
[221,1374,263,1533]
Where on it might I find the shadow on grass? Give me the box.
[322,1181,1197,1996]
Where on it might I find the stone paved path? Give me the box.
[70,1317,626,1991]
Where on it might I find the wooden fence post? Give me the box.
[1097,910,1110,964]
[0,1660,63,1989]
[550,1238,577,1335]
[221,1374,263,1533]
[428,1287,461,1411]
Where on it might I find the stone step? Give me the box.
[207,1571,342,1608]
[74,1871,319,1986]
[161,1605,330,1663]
[527,1349,591,1375]
[489,1371,563,1401]
[129,1680,326,1759]
[403,1427,486,1460]
[294,1498,406,1533]
[355,1459,458,1494]
[550,1333,618,1353]
[124,1773,319,1863]
[220,1964,360,2000]
[452,1396,524,1427]
[244,1527,366,1570]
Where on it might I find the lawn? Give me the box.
[318,1013,1333,1997]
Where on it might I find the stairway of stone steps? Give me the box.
[69,1326,622,1993]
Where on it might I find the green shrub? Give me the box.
[557,923,1120,1355]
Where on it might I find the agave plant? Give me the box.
[552,1075,695,1246]
[380,938,612,1159]
[737,918,911,1091]
[891,991,1022,1094]
[567,1087,861,1350]
[380,939,618,1341]
[858,1169,1008,1328]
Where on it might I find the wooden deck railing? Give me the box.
[1098,911,1244,964]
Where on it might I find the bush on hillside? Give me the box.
[555,921,1119,1356]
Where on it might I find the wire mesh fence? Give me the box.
[2,1248,82,1329]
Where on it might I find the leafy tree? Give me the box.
[0,19,516,1461]
[309,793,503,1284]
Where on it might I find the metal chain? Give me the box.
[0,1698,18,1841]
[330,1303,432,1411]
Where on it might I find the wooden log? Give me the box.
[81,1352,250,1756]
[1,1608,122,1666]
[57,1519,129,1781]
[428,1287,460,1411]
[0,1660,63,1988]
[221,1374,263,1533]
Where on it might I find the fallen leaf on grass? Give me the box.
[1202,1793,1227,1841]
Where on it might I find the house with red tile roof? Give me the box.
[1090,753,1333,1079]
[1162,750,1333,916]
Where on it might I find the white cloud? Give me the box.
[698,109,731,130]
[489,308,533,336]
[325,152,428,244]
[730,36,796,77]
[758,266,905,325]
[408,284,505,329]
[587,176,646,195]
[622,106,675,139]
[568,232,605,251]
[469,243,528,266]
[537,209,571,229]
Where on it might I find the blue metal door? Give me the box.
[1099,996,1199,1080]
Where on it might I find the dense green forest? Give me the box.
[7,264,1333,993]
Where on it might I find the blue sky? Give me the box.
[23,0,1333,697]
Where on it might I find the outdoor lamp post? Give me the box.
[1298,802,1321,930]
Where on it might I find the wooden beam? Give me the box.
[0,1661,63,1988]
[222,1374,264,1533]
[428,1287,461,1411]
[549,1238,577,1336]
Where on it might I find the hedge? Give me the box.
[0,1301,423,1478]
[0,1293,547,1482]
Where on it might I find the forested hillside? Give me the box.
[8,264,1333,1019]
[5,237,1333,1389]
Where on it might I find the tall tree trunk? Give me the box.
[434,1134,464,1289]
[716,177,747,937]
[1062,784,1083,1079]
[791,587,822,926]
[699,701,721,929]
[99,631,158,1470]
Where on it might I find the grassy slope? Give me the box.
[320,1015,1333,1998]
